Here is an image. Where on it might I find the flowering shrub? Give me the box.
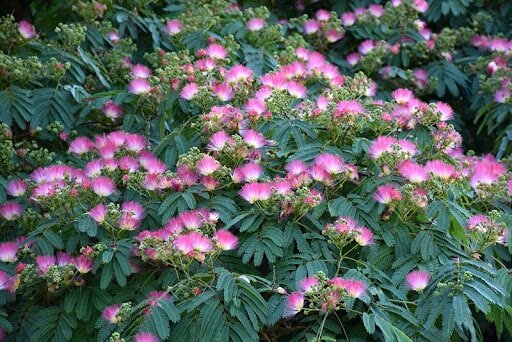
[1,0,512,341]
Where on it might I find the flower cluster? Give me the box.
[285,272,367,317]
[137,209,238,265]
[323,216,374,249]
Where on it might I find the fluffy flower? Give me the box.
[195,155,220,176]
[0,201,23,221]
[91,176,116,197]
[425,160,456,180]
[89,204,108,223]
[213,230,239,250]
[102,304,121,324]
[7,179,27,197]
[165,19,183,35]
[300,276,319,293]
[69,137,95,155]
[134,332,159,342]
[391,88,414,105]
[405,270,431,291]
[232,163,263,182]
[334,100,364,117]
[239,182,272,203]
[0,240,19,263]
[283,292,304,317]
[247,18,265,31]
[128,79,151,95]
[131,64,151,79]
[180,83,199,100]
[398,160,429,183]
[374,184,402,204]
[102,100,123,119]
[18,20,36,39]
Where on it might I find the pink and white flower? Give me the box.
[405,270,431,291]
[283,292,304,317]
[18,20,36,39]
[213,230,239,250]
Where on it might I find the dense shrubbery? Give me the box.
[0,0,511,341]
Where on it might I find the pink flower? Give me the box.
[391,88,414,105]
[18,20,36,39]
[247,18,265,31]
[119,156,139,173]
[273,180,292,195]
[179,210,203,229]
[358,40,374,55]
[303,19,320,34]
[0,201,23,221]
[206,44,228,59]
[69,137,95,155]
[286,160,307,176]
[121,201,145,220]
[180,83,199,100]
[346,53,360,66]
[118,213,141,230]
[374,184,402,204]
[134,332,159,342]
[315,9,331,21]
[283,292,304,317]
[406,270,431,291]
[299,276,319,293]
[413,0,429,12]
[89,204,107,223]
[239,182,272,203]
[173,232,212,255]
[232,163,263,182]
[213,230,239,250]
[398,160,428,183]
[125,133,147,152]
[128,79,151,95]
[91,176,116,197]
[425,160,456,180]
[286,81,307,98]
[242,129,268,148]
[212,83,233,101]
[435,102,453,121]
[102,100,123,119]
[368,136,395,159]
[0,271,14,291]
[74,255,94,274]
[36,255,56,274]
[108,31,120,43]
[343,279,367,298]
[494,89,510,103]
[207,131,233,151]
[139,151,167,174]
[196,155,221,176]
[0,241,19,262]
[354,227,374,246]
[56,252,74,266]
[368,4,384,17]
[102,304,121,324]
[334,100,364,117]
[466,214,489,231]
[165,19,183,35]
[314,153,345,175]
[7,179,27,197]
[341,12,356,26]
[225,64,253,84]
[470,159,506,190]
[131,64,151,79]
[326,30,344,43]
